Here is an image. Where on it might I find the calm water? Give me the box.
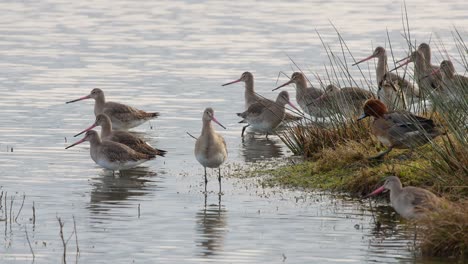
[0,0,465,263]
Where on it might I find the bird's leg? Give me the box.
[413,223,418,247]
[204,191,208,209]
[204,167,208,193]
[218,191,222,210]
[241,125,250,137]
[265,133,269,139]
[218,168,222,195]
[369,147,393,160]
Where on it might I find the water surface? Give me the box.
[0,0,465,263]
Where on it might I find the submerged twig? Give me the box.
[25,225,35,260]
[15,193,26,223]
[73,216,80,256]
[57,217,67,264]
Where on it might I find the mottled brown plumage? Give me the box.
[222,71,301,121]
[321,84,375,117]
[194,108,228,192]
[353,46,419,99]
[66,88,159,130]
[237,91,300,137]
[66,130,155,171]
[395,50,439,92]
[74,113,166,157]
[367,176,442,219]
[358,99,442,159]
[273,72,325,118]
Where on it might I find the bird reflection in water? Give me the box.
[367,203,417,253]
[195,194,227,257]
[88,166,160,216]
[241,133,283,162]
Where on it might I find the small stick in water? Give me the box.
[32,202,36,227]
[15,193,25,223]
[73,216,80,256]
[25,226,35,260]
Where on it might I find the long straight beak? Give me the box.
[74,123,97,137]
[65,137,87,149]
[272,79,293,91]
[287,101,301,113]
[66,95,91,104]
[221,78,242,86]
[357,113,368,121]
[211,116,226,129]
[352,54,376,66]
[389,59,410,72]
[364,186,385,198]
[395,55,410,64]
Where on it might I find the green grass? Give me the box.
[262,140,440,196]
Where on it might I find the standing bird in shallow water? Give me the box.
[222,71,301,121]
[431,60,468,101]
[353,46,419,104]
[222,71,265,110]
[358,99,443,159]
[194,108,228,193]
[319,84,375,118]
[66,88,159,130]
[237,91,300,138]
[273,72,324,118]
[74,113,166,157]
[394,50,439,93]
[66,130,155,174]
[366,176,442,219]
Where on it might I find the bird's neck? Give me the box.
[295,78,309,93]
[100,122,113,138]
[94,96,106,114]
[88,136,102,149]
[201,120,215,136]
[376,54,388,84]
[444,70,455,79]
[244,79,255,98]
[389,182,403,199]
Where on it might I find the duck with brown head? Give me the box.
[194,108,228,193]
[66,88,159,130]
[74,113,167,157]
[66,130,156,174]
[358,99,443,159]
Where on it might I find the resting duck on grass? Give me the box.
[358,99,443,159]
